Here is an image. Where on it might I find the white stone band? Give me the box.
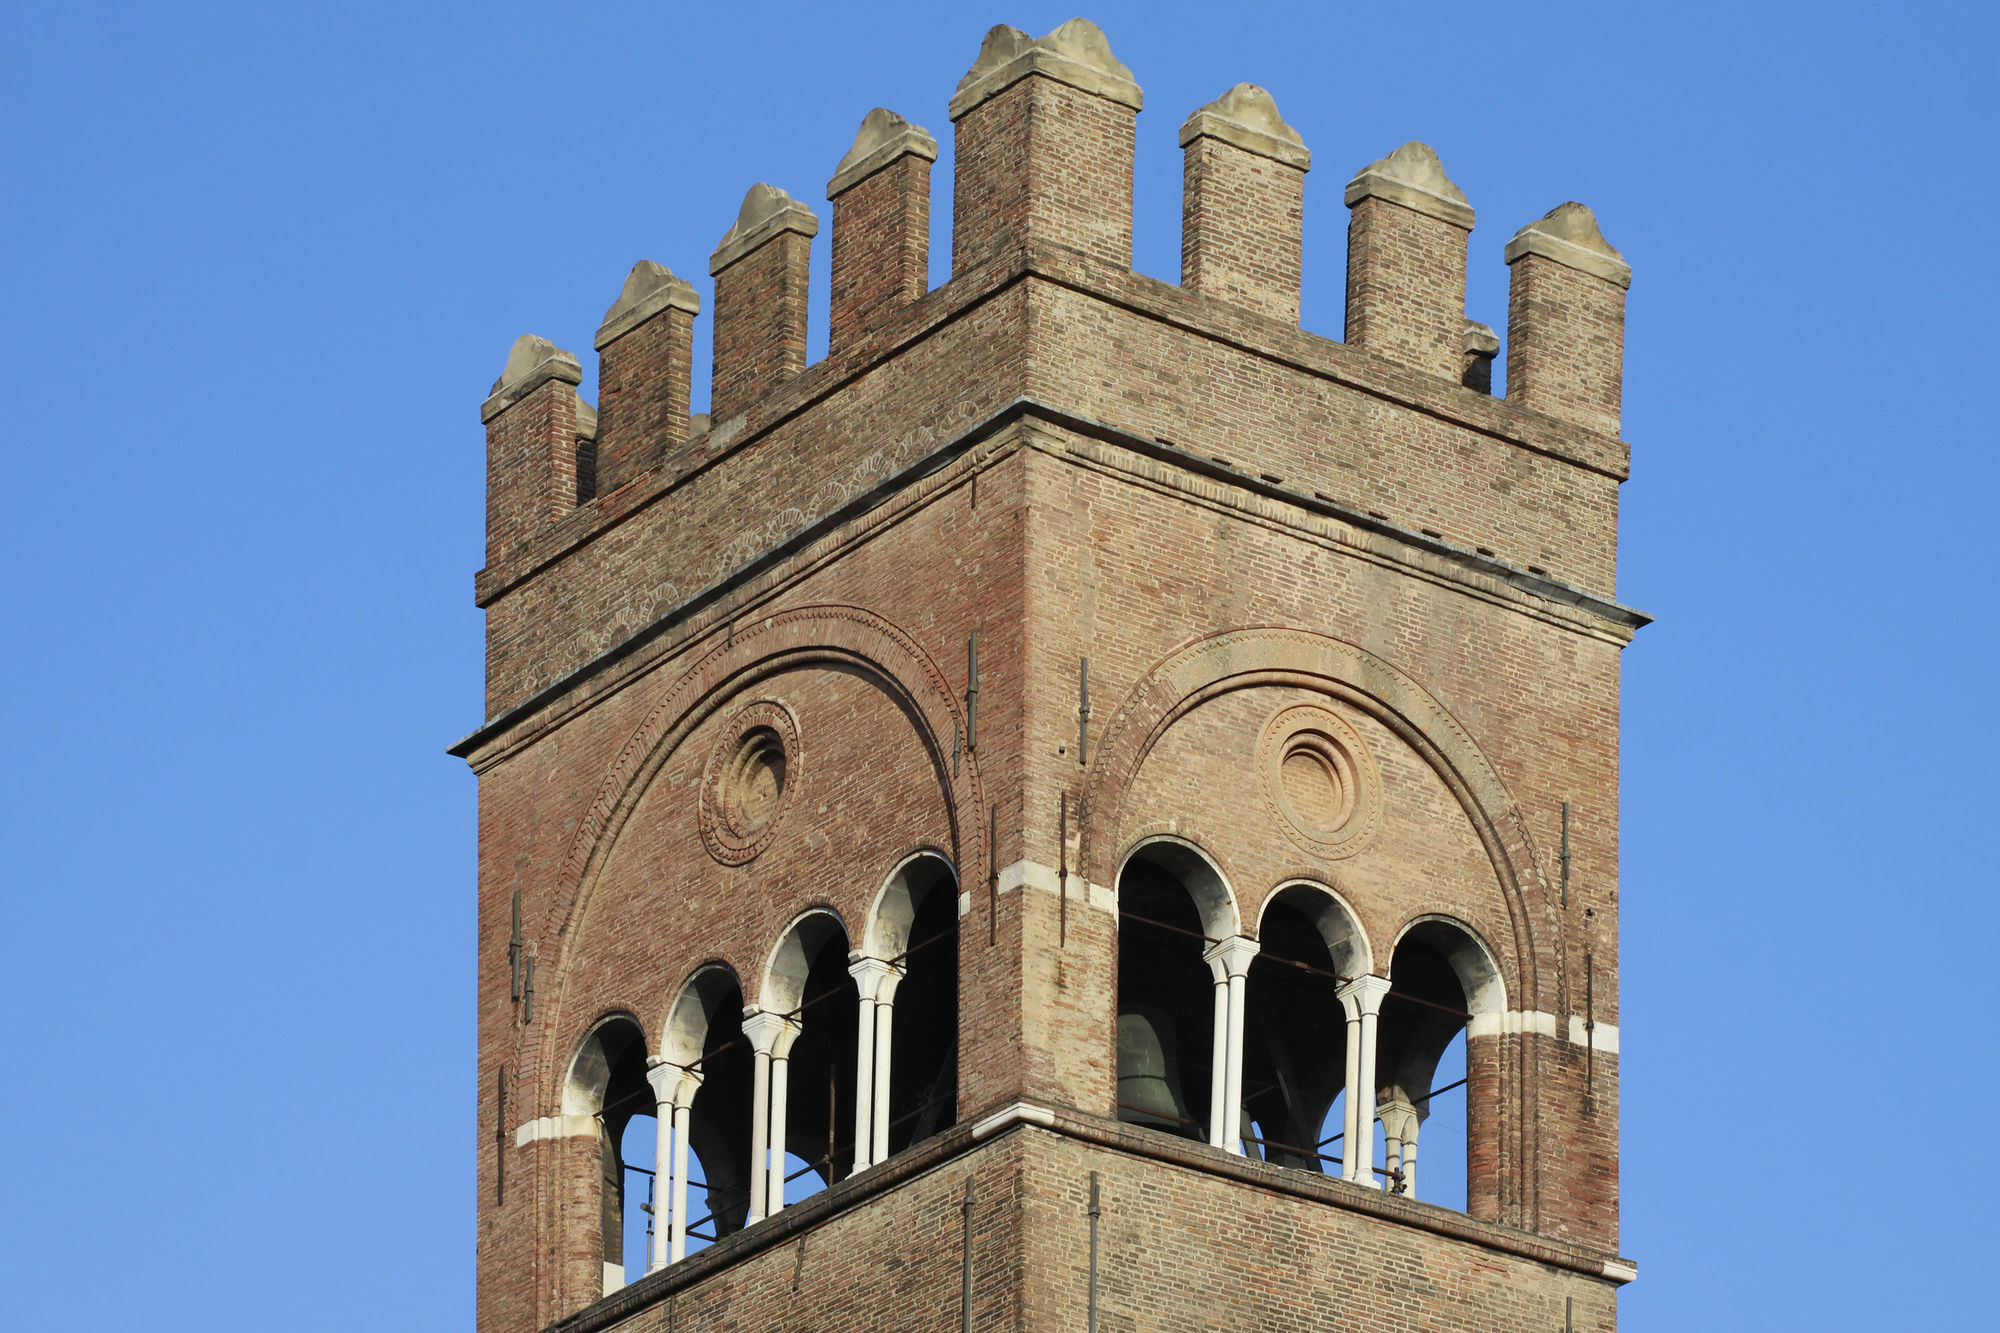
[1466,1009,1619,1053]
[514,1114,599,1146]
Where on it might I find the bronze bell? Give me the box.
[1117,1008,1194,1133]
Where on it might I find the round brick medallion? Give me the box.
[700,701,800,865]
[1259,703,1380,859]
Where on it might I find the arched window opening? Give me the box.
[1377,921,1490,1208]
[561,1017,649,1297]
[657,969,753,1263]
[1240,896,1348,1174]
[758,913,859,1216]
[870,855,961,1160]
[1115,845,1226,1142]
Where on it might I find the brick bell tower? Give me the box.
[458,17,1644,1333]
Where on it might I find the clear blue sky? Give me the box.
[2,3,1991,1328]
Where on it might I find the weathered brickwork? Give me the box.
[460,16,1642,1333]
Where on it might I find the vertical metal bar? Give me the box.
[828,1066,837,1180]
[988,802,999,947]
[496,1065,506,1205]
[960,1177,976,1333]
[1058,793,1069,949]
[1087,1172,1102,1333]
[953,719,961,780]
[1565,1295,1573,1333]
[645,1168,657,1253]
[509,890,523,1001]
[523,957,535,1025]
[1077,658,1091,765]
[965,633,980,750]
[1560,803,1572,908]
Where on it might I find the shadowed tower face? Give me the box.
[462,16,1641,1333]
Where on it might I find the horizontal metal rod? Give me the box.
[1117,910,1219,946]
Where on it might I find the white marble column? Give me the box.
[1203,936,1261,1154]
[740,1009,787,1224]
[1335,976,1392,1187]
[643,1058,676,1272]
[1201,951,1229,1149]
[668,1072,699,1261]
[870,964,905,1162]
[1378,1091,1425,1198]
[644,1058,703,1267]
[847,955,896,1172]
[764,1017,802,1216]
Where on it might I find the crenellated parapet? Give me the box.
[828,109,938,353]
[594,261,699,497]
[474,14,1636,703]
[1505,203,1633,436]
[710,184,820,421]
[948,19,1142,272]
[1343,141,1475,380]
[479,335,587,566]
[1179,84,1310,324]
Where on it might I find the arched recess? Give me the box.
[658,965,753,1252]
[1239,882,1372,1173]
[759,909,860,1204]
[1079,627,1559,1225]
[1378,916,1507,1211]
[525,605,988,1110]
[863,851,961,1154]
[1114,837,1241,1143]
[559,1016,649,1300]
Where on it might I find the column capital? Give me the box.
[1202,935,1261,979]
[847,953,900,999]
[1337,974,1393,1017]
[645,1055,704,1109]
[741,1008,802,1057]
[1377,1091,1426,1130]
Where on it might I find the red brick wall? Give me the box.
[829,156,931,353]
[595,307,692,496]
[711,232,812,422]
[1345,196,1470,381]
[1507,254,1628,437]
[951,76,1135,273]
[1181,136,1304,324]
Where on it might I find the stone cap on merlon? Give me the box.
[595,260,700,351]
[710,184,821,276]
[1504,202,1632,289]
[481,334,583,423]
[948,18,1141,120]
[1344,141,1474,230]
[1178,84,1309,171]
[828,108,940,199]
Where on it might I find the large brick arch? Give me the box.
[1079,626,1564,1227]
[1081,626,1559,1006]
[528,604,987,1106]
